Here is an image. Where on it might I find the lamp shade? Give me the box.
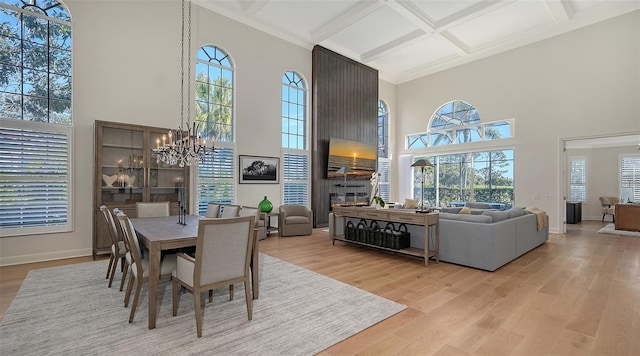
[411,159,433,167]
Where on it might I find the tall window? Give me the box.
[195,45,235,214]
[620,154,640,202]
[281,71,309,206]
[409,101,515,207]
[0,0,72,236]
[377,100,390,202]
[569,157,587,202]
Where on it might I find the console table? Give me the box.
[331,206,439,266]
[615,204,640,231]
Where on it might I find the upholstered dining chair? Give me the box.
[278,205,313,237]
[220,204,241,218]
[172,216,255,338]
[599,196,619,222]
[205,202,221,218]
[100,205,126,288]
[116,211,177,323]
[239,206,265,240]
[136,201,170,218]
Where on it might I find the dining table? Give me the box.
[130,214,260,329]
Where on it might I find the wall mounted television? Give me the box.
[327,138,377,180]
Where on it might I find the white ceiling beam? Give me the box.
[311,0,386,43]
[240,0,270,15]
[434,0,514,30]
[386,0,436,34]
[544,0,574,23]
[361,29,427,62]
[436,31,470,55]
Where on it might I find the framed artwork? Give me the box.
[239,155,279,184]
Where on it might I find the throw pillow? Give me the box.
[458,207,472,214]
[404,198,419,209]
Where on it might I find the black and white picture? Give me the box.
[239,155,279,184]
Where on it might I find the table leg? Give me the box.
[148,242,160,329]
[424,224,429,267]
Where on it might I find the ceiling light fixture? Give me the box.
[153,0,211,167]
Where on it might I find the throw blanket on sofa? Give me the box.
[525,207,547,231]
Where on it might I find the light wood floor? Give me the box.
[2,221,638,355]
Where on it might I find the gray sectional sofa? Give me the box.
[438,207,548,271]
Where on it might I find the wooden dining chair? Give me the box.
[116,211,176,323]
[220,204,241,218]
[136,201,170,218]
[205,202,221,218]
[112,208,131,292]
[172,216,254,338]
[99,205,126,288]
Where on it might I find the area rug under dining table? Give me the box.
[0,254,405,355]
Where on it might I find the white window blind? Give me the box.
[197,145,235,215]
[283,151,309,206]
[0,120,72,235]
[621,155,640,203]
[378,158,390,202]
[569,157,587,202]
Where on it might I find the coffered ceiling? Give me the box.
[196,0,639,84]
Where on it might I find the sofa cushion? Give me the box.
[439,212,493,223]
[441,207,462,214]
[285,216,310,225]
[506,207,526,219]
[465,202,492,209]
[404,198,419,209]
[482,210,509,222]
[459,207,472,214]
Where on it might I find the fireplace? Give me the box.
[329,192,369,211]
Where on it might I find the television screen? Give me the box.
[327,138,377,180]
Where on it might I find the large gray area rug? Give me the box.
[597,223,640,237]
[1,254,405,355]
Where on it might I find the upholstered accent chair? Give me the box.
[278,205,313,237]
[599,196,618,222]
[136,201,170,218]
[171,216,255,338]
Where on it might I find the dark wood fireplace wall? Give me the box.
[312,45,379,227]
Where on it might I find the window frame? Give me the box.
[568,156,587,203]
[619,154,640,203]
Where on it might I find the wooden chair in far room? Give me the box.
[116,211,177,323]
[205,202,221,218]
[99,205,126,288]
[136,201,170,218]
[278,205,313,237]
[172,216,255,338]
[599,196,619,222]
[220,204,241,218]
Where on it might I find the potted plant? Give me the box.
[373,196,385,209]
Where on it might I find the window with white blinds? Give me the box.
[283,151,309,206]
[378,158,390,202]
[197,144,235,215]
[281,71,309,206]
[569,157,587,202]
[620,155,640,203]
[0,120,72,235]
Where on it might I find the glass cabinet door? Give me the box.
[148,129,188,210]
[99,126,145,205]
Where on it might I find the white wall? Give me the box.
[567,145,639,221]
[393,11,640,233]
[0,0,311,265]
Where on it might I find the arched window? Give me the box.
[0,0,73,235]
[411,100,514,207]
[196,45,235,213]
[377,100,390,202]
[281,71,309,206]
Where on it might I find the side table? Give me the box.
[266,212,279,236]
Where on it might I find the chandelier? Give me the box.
[153,0,211,167]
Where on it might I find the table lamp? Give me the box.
[411,159,433,213]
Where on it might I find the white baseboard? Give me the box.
[0,248,93,267]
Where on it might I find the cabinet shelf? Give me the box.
[102,143,143,149]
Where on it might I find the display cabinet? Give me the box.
[93,121,189,256]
